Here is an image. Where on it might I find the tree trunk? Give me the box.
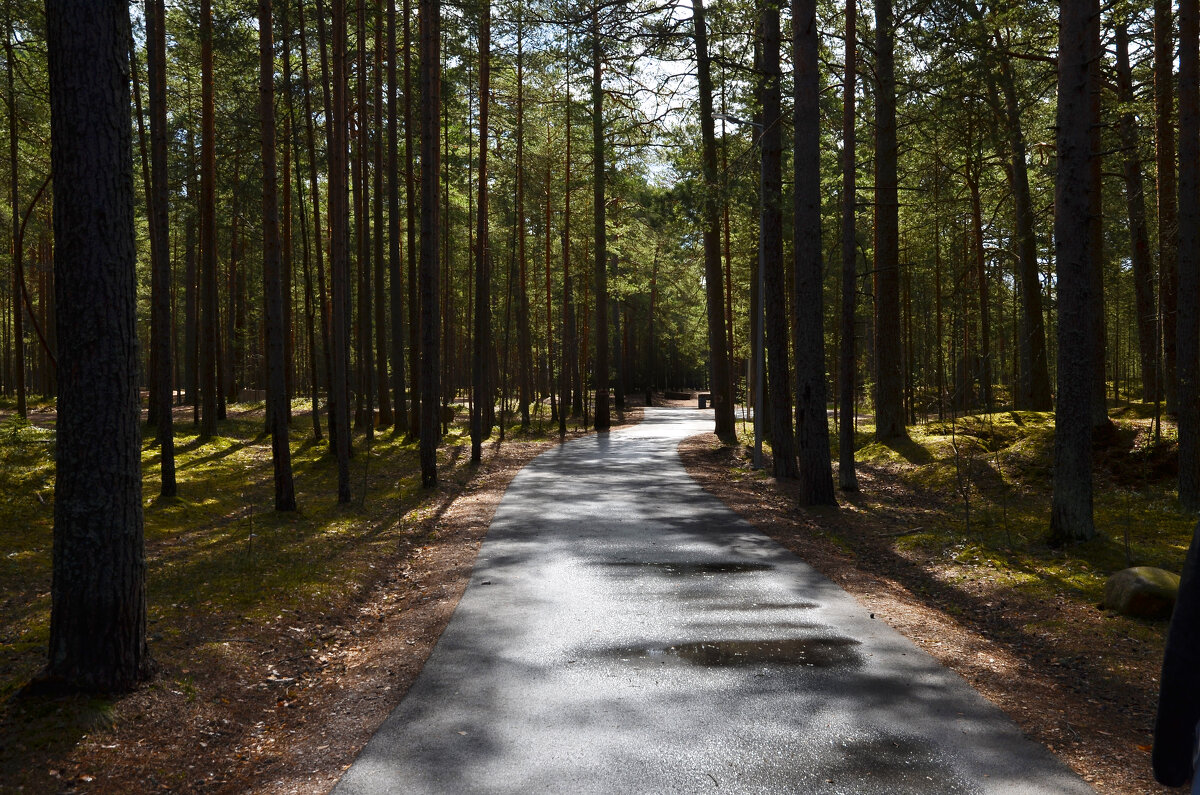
[1115,23,1158,404]
[838,0,858,490]
[259,0,298,511]
[373,0,391,426]
[1179,0,1200,508]
[387,0,406,431]
[996,48,1052,411]
[516,10,532,429]
[5,6,24,419]
[1156,0,1179,414]
[147,0,176,497]
[419,0,441,485]
[1048,0,1098,543]
[873,0,905,440]
[591,7,610,432]
[330,0,353,502]
[760,0,796,478]
[199,0,219,438]
[692,0,734,442]
[471,0,490,462]
[793,0,836,503]
[405,0,420,439]
[45,0,151,692]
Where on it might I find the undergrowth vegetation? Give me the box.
[0,401,579,789]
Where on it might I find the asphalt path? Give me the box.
[334,407,1092,794]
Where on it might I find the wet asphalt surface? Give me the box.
[334,407,1092,794]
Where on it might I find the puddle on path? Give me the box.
[600,637,863,669]
[596,561,773,576]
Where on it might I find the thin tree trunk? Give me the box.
[1157,0,1179,413]
[298,0,330,441]
[873,0,905,440]
[793,0,836,503]
[147,0,176,496]
[1178,0,1200,508]
[1048,0,1098,543]
[692,0,734,442]
[760,0,796,478]
[1115,22,1158,404]
[405,0,420,439]
[45,0,150,692]
[4,6,23,419]
[388,0,407,430]
[516,8,532,429]
[471,0,490,462]
[259,0,297,510]
[199,0,219,438]
[419,0,441,485]
[996,47,1052,411]
[373,0,391,426]
[330,0,354,502]
[838,0,858,490]
[591,6,610,431]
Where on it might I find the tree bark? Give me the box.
[1179,0,1200,508]
[419,0,441,485]
[405,0,420,439]
[373,0,391,426]
[5,4,24,419]
[259,0,298,511]
[329,0,353,502]
[516,10,532,429]
[388,0,407,431]
[995,48,1052,411]
[591,7,610,431]
[1048,0,1098,543]
[838,0,858,490]
[45,0,151,692]
[1115,22,1159,404]
[471,0,490,462]
[199,0,219,438]
[1157,0,1179,414]
[692,0,734,442]
[147,0,176,496]
[793,0,836,503]
[873,0,905,440]
[760,0,796,478]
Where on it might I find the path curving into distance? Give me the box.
[334,407,1092,794]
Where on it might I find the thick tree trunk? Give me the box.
[45,0,151,692]
[1115,23,1159,404]
[330,0,353,502]
[1157,0,1179,414]
[1048,0,1098,543]
[873,0,905,440]
[1179,0,1200,508]
[838,0,858,490]
[147,0,176,496]
[418,0,441,485]
[760,0,796,478]
[793,0,836,503]
[471,0,490,463]
[692,0,734,442]
[591,8,610,432]
[564,77,582,419]
[199,0,219,438]
[259,0,298,511]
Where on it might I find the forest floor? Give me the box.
[0,398,642,794]
[680,404,1193,795]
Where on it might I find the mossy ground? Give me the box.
[0,400,583,791]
